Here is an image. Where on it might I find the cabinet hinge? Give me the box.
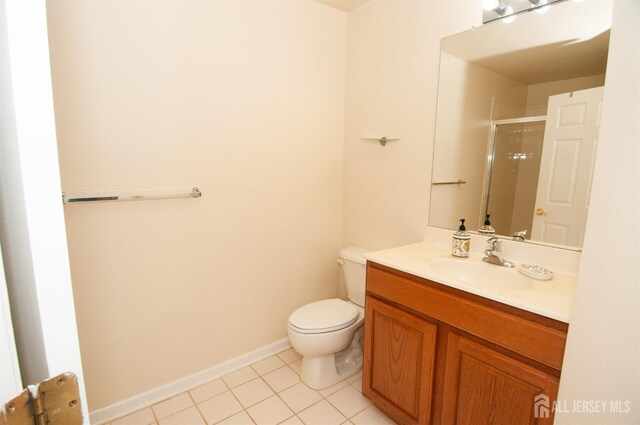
[0,372,83,425]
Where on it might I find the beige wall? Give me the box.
[526,74,606,116]
[47,0,346,410]
[430,53,528,232]
[343,0,480,249]
[556,0,640,422]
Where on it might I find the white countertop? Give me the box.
[364,241,577,323]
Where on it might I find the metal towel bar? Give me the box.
[62,187,202,204]
[432,179,466,186]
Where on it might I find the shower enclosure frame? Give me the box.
[480,115,547,231]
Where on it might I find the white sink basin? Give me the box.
[427,258,532,291]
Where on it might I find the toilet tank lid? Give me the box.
[339,246,373,265]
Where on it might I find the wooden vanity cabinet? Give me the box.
[362,262,568,425]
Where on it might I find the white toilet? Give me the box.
[287,246,371,389]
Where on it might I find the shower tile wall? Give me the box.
[487,121,545,236]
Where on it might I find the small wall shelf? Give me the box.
[360,136,399,147]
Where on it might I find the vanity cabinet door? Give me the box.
[441,333,559,425]
[363,296,437,425]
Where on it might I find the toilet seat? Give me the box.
[288,299,359,334]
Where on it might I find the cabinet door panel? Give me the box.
[363,296,437,425]
[442,334,558,425]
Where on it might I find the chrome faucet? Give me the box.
[482,237,514,268]
[512,229,528,241]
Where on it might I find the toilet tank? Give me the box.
[339,247,372,307]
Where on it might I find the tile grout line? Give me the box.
[272,350,364,424]
[149,397,159,424]
[273,390,298,422]
[294,372,368,422]
[261,364,300,394]
[297,397,347,424]
[192,377,230,405]
[186,389,208,425]
[152,396,196,424]
[265,357,310,423]
[224,381,254,425]
[232,367,294,425]
[255,375,294,424]
[325,394,370,421]
[107,349,383,425]
[209,377,254,425]
[150,403,159,425]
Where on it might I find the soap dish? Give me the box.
[518,263,554,280]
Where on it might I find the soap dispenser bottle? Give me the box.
[452,218,470,258]
[478,214,496,236]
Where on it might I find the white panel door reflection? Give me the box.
[532,86,604,246]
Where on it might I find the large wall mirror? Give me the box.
[429,0,613,250]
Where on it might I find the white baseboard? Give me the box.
[89,338,291,425]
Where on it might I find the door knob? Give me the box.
[535,208,546,216]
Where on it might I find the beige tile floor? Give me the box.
[104,348,398,425]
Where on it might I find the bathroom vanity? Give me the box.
[361,238,576,425]
[359,0,608,420]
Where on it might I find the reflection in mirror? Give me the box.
[428,0,613,250]
[483,119,546,239]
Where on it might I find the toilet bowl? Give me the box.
[287,247,371,389]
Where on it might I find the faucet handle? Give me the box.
[487,237,501,249]
[512,230,528,241]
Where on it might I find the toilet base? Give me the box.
[300,327,364,389]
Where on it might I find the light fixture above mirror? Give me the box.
[483,0,565,23]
